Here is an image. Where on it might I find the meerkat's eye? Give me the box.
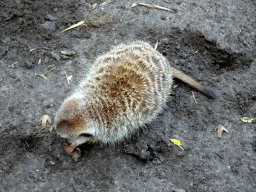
[79,133,93,137]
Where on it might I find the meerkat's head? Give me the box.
[55,92,98,146]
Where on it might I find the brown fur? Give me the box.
[55,41,215,145]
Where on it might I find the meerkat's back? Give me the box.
[55,41,215,146]
[81,40,172,121]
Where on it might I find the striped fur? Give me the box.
[55,41,173,145]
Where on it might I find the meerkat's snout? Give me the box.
[55,96,98,146]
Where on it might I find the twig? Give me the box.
[25,140,29,147]
[61,21,84,33]
[65,71,73,84]
[8,62,18,68]
[37,68,55,80]
[132,2,171,12]
[30,47,51,52]
[154,41,158,50]
[192,91,197,104]
[38,58,42,65]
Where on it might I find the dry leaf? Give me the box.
[51,50,61,61]
[72,151,81,161]
[100,0,111,7]
[39,114,52,128]
[49,126,54,132]
[44,56,49,64]
[49,161,55,165]
[215,125,228,138]
[88,3,97,9]
[64,143,77,154]
[91,3,97,9]
[173,84,179,88]
[60,50,76,56]
[241,117,256,123]
[38,58,42,65]
[170,138,184,150]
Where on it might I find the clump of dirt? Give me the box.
[82,13,115,31]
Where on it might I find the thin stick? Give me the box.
[132,3,171,12]
[154,41,158,50]
[61,21,84,33]
[25,140,29,147]
[192,91,197,104]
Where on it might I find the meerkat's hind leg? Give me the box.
[170,66,216,98]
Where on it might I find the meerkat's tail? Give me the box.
[170,66,216,98]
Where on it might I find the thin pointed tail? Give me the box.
[170,66,216,98]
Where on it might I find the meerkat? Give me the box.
[55,41,216,147]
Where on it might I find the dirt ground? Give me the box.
[1,0,256,191]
